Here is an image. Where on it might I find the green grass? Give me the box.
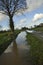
[0,30,21,45]
[0,32,12,44]
[0,32,13,55]
[26,33,43,65]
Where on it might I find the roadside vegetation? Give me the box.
[32,26,43,32]
[26,33,43,65]
[0,32,13,55]
[31,23,43,32]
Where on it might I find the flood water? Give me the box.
[0,31,31,65]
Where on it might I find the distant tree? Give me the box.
[0,0,27,39]
[34,25,37,28]
[0,25,2,30]
[22,27,29,31]
[39,23,43,27]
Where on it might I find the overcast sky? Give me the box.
[0,0,43,30]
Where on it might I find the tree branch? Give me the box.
[0,11,8,15]
[12,0,19,17]
[0,0,9,15]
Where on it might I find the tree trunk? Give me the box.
[9,16,16,40]
[9,16,14,33]
[9,16,18,41]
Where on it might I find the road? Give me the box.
[26,30,43,41]
[32,31,43,41]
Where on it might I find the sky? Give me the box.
[0,0,43,30]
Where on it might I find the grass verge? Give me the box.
[0,32,13,55]
[26,33,43,65]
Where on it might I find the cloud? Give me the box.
[27,0,43,11]
[32,13,43,22]
[20,18,26,23]
[15,24,22,29]
[25,0,43,12]
[15,18,26,29]
[15,0,43,14]
[0,14,5,21]
[0,13,9,21]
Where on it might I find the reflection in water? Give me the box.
[16,31,29,50]
[13,41,18,55]
[0,31,30,65]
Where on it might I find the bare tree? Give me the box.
[0,0,27,33]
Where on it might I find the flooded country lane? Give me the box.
[0,31,31,65]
